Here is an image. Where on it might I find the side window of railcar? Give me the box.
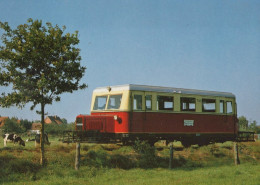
[133,95,143,110]
[226,101,233,113]
[107,94,122,109]
[202,99,216,112]
[93,96,107,110]
[157,96,174,111]
[145,95,152,110]
[219,100,224,113]
[181,97,196,111]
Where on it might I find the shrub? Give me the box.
[20,119,33,131]
[44,123,74,135]
[0,155,41,182]
[109,154,134,169]
[84,150,110,168]
[2,118,24,133]
[133,140,158,168]
[133,140,156,155]
[82,148,135,169]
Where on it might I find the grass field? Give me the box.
[0,136,260,185]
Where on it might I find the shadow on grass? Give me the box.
[80,150,204,170]
[80,140,204,170]
[0,155,41,183]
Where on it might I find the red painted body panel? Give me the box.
[131,112,237,134]
[91,112,130,133]
[77,112,237,134]
[76,115,115,133]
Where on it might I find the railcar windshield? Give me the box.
[93,94,122,110]
[93,96,107,110]
[107,94,122,109]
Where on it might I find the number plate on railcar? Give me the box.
[184,120,194,126]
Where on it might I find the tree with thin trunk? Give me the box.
[0,18,87,166]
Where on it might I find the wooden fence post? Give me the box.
[169,143,173,169]
[75,142,80,170]
[234,142,240,165]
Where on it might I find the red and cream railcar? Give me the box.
[76,84,238,146]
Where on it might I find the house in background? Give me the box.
[44,115,64,125]
[0,117,9,128]
[29,116,64,134]
[0,117,20,128]
[1,115,64,134]
[30,123,41,134]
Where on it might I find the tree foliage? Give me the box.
[238,116,259,133]
[2,118,32,133]
[2,118,23,133]
[20,119,33,131]
[44,123,74,135]
[0,18,86,110]
[238,116,248,131]
[248,120,260,134]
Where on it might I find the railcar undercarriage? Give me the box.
[62,130,255,147]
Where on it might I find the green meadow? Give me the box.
[0,137,260,185]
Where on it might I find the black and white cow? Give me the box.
[35,133,50,147]
[3,133,25,147]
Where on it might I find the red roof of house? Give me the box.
[0,117,9,127]
[31,123,42,130]
[45,116,63,124]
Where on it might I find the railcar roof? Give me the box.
[93,84,235,98]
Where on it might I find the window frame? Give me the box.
[219,100,224,113]
[145,95,152,110]
[202,99,216,112]
[181,97,196,112]
[226,101,233,114]
[93,95,108,110]
[157,95,174,111]
[107,94,123,110]
[133,94,143,111]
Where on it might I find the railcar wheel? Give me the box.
[122,138,134,146]
[198,141,210,147]
[147,140,156,147]
[181,141,191,148]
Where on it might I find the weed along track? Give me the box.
[0,137,260,184]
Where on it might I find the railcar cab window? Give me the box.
[93,96,107,110]
[145,95,152,110]
[181,97,196,111]
[107,94,122,109]
[227,101,233,113]
[157,96,174,111]
[202,99,216,112]
[133,95,142,110]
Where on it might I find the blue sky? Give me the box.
[0,0,260,123]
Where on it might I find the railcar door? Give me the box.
[130,92,145,133]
